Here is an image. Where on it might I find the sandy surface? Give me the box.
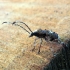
[0,0,70,70]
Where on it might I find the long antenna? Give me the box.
[2,22,31,34]
[18,21,33,33]
[13,23,31,34]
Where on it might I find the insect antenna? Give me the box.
[19,21,33,33]
[13,23,31,34]
[2,21,32,34]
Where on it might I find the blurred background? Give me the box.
[0,0,70,70]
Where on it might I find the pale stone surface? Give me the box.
[0,0,70,70]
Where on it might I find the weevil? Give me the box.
[2,21,61,53]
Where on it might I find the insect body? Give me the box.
[29,29,58,40]
[29,29,60,53]
[2,21,60,53]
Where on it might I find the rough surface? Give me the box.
[0,0,70,70]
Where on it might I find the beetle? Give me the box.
[2,21,61,53]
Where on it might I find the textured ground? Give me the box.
[0,0,70,70]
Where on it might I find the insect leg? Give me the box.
[32,37,39,51]
[38,38,43,54]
